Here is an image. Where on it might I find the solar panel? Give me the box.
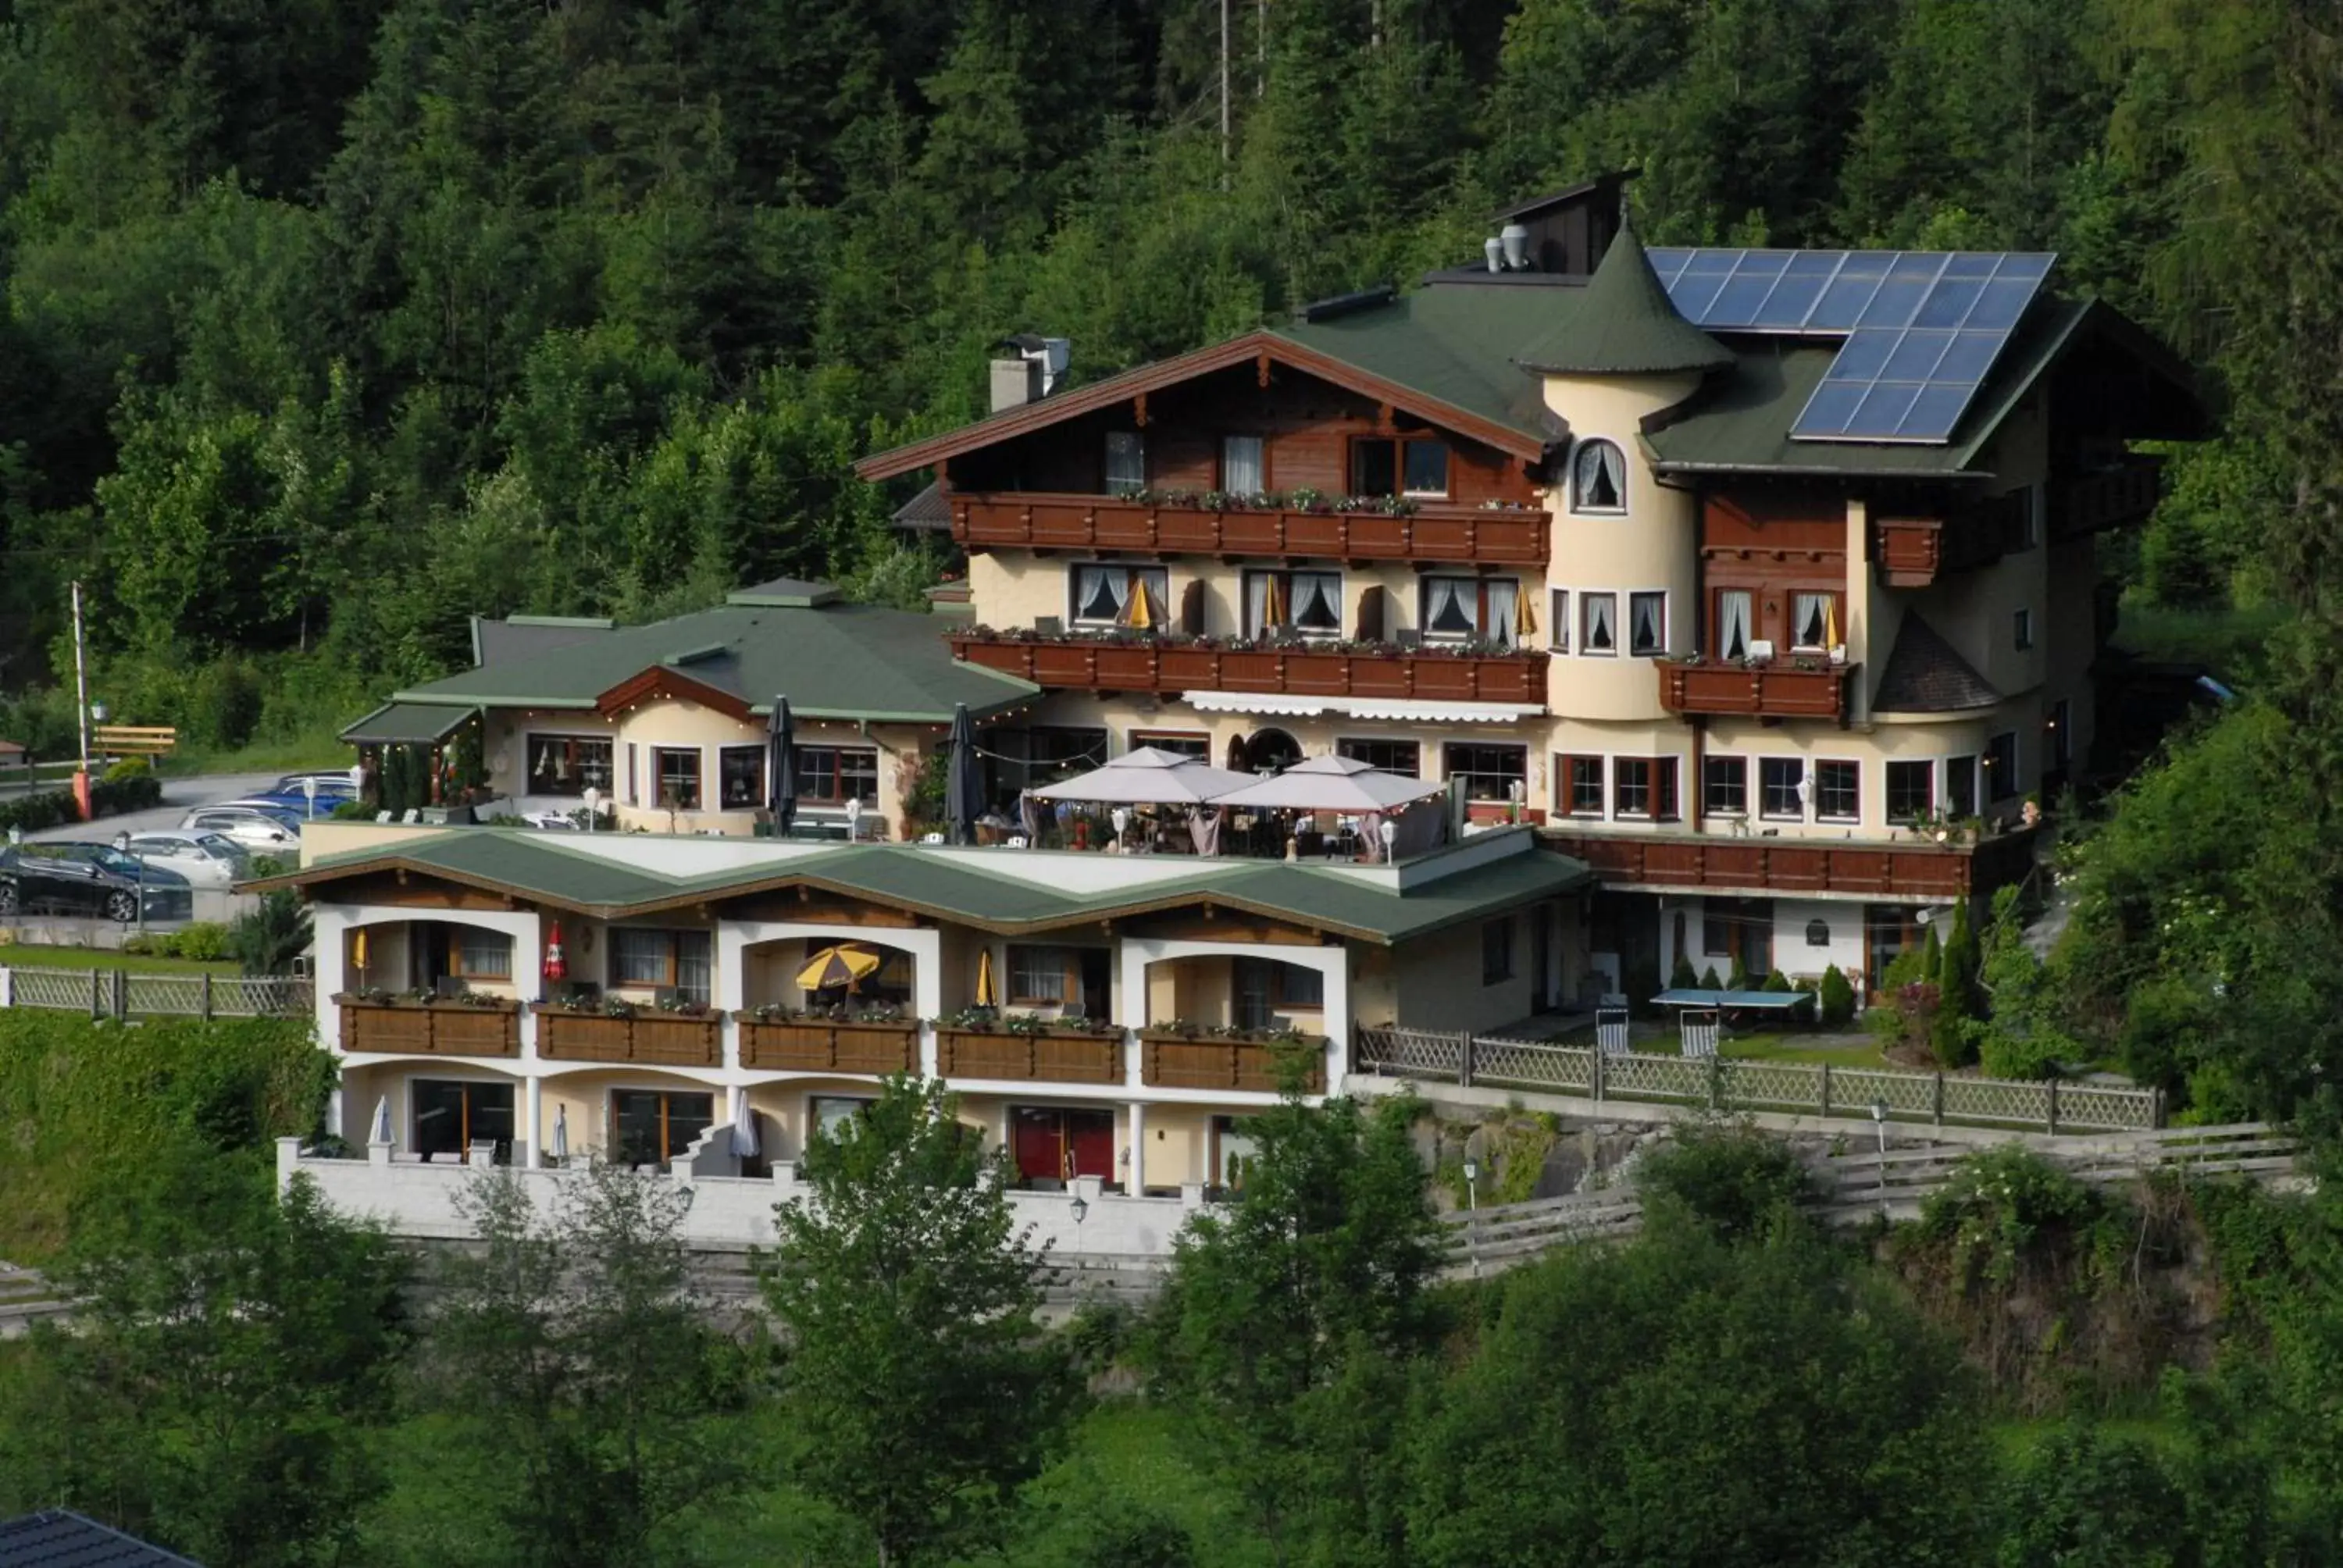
[1641,247,2055,444]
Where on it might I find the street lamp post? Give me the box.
[112,830,144,939]
[583,786,602,834]
[1463,1156,1481,1278]
[1068,1192,1089,1260]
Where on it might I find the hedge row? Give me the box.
[0,772,164,837]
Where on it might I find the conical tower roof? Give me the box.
[1517,219,1734,376]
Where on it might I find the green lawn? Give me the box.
[2110,598,2288,681]
[0,944,241,977]
[160,731,353,779]
[1548,1025,1893,1070]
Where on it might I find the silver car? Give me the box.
[125,830,250,889]
[177,805,301,851]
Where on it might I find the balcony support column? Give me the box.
[524,1073,543,1169]
[1127,1099,1147,1193]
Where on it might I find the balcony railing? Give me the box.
[949,633,1550,705]
[534,1006,721,1067]
[1140,1033,1326,1093]
[950,490,1550,565]
[1544,825,2038,901]
[337,997,520,1057]
[2058,461,2162,536]
[1873,519,1941,586]
[1654,658,1855,721]
[740,1018,918,1074]
[936,1027,1122,1085]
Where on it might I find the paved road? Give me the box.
[23,772,287,842]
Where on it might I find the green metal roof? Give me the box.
[1515,222,1734,376]
[268,829,1592,946]
[1271,288,1571,446]
[339,700,480,744]
[384,601,1038,723]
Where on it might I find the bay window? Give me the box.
[1558,754,1605,817]
[653,747,702,811]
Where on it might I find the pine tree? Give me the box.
[1921,925,1943,983]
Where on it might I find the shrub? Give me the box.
[1818,964,1856,1027]
[1699,964,1723,989]
[1669,948,1699,989]
[173,922,231,963]
[1726,955,1749,991]
[1921,924,1942,982]
[1761,969,1792,992]
[1635,1117,1820,1241]
[101,756,152,785]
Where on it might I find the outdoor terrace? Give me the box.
[948,490,1550,565]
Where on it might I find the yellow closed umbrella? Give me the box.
[975,946,998,1008]
[1514,587,1538,640]
[797,944,883,992]
[1823,595,1841,650]
[351,928,369,980]
[1124,578,1154,630]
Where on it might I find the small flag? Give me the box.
[543,921,567,982]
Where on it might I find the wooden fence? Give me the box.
[1358,1025,2163,1135]
[1445,1123,2297,1276]
[0,965,312,1021]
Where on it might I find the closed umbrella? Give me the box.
[729,1088,761,1160]
[1515,587,1539,640]
[351,928,370,986]
[769,696,798,837]
[945,702,985,846]
[797,944,882,992]
[370,1096,393,1146]
[542,921,566,983]
[551,1104,569,1163]
[975,946,998,1008]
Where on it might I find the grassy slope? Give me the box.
[0,944,241,977]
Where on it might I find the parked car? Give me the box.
[123,830,250,889]
[234,783,354,818]
[273,772,360,796]
[178,804,301,850]
[0,843,194,923]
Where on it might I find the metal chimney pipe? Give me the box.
[1500,223,1531,270]
[1484,236,1505,273]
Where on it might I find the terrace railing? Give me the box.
[1355,1026,2163,1134]
[0,964,312,1021]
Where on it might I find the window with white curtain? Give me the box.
[1628,591,1667,656]
[1221,435,1264,494]
[1419,576,1521,647]
[1104,431,1147,494]
[1246,569,1343,639]
[1581,591,1617,655]
[1792,592,1835,650]
[1070,564,1168,627]
[1571,439,1627,512]
[1717,590,1754,660]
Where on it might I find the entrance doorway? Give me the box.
[1243,728,1303,775]
[413,1078,515,1164]
[1011,1106,1114,1188]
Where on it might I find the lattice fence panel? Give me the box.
[1355,1028,1464,1080]
[1473,1040,1596,1095]
[1828,1068,1937,1118]
[8,968,103,1011]
[1718,1060,1824,1113]
[1603,1052,1708,1103]
[2052,1084,2159,1131]
[215,978,311,1017]
[1941,1076,2053,1126]
[123,975,205,1016]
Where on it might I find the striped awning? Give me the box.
[339,701,478,744]
[1179,690,1542,724]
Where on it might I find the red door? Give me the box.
[1011,1107,1116,1184]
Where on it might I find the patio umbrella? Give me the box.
[1029,746,1252,805]
[1823,595,1841,650]
[351,928,369,983]
[944,702,985,846]
[729,1088,761,1160]
[542,921,566,983]
[551,1104,569,1163]
[1208,753,1446,813]
[769,696,798,837]
[1514,587,1539,640]
[975,946,998,1007]
[797,944,882,992]
[370,1096,393,1146]
[1121,579,1154,629]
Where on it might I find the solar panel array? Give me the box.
[1642,248,2055,444]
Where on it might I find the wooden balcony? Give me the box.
[1655,659,1855,721]
[1140,1033,1325,1094]
[337,998,520,1057]
[949,490,1550,565]
[2057,461,2162,536]
[534,1007,721,1067]
[948,633,1550,705]
[936,1027,1122,1085]
[1543,825,2039,902]
[740,1018,918,1074]
[1873,518,1942,586]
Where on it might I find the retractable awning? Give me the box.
[339,701,478,745]
[1179,691,1544,723]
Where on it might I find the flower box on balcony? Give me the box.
[1091,643,1161,690]
[739,1016,919,1073]
[1030,643,1097,686]
[1139,1031,1326,1093]
[936,1025,1122,1085]
[1655,658,1853,720]
[533,1003,721,1067]
[1158,646,1221,687]
[1282,649,1352,696]
[1218,650,1282,690]
[335,995,521,1057]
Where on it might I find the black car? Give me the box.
[0,843,195,923]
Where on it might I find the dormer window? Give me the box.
[1571,438,1627,513]
[1350,436,1450,498]
[1104,431,1146,495]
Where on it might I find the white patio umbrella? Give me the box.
[1029,746,1253,805]
[550,1104,570,1164]
[370,1096,393,1146]
[728,1087,761,1160]
[1207,754,1446,813]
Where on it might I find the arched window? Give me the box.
[1571,438,1628,513]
